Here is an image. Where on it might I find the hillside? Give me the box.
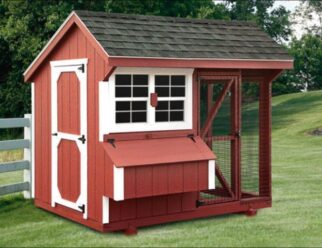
[0,90,322,247]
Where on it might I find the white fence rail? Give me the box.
[0,114,33,198]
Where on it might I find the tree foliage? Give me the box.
[0,0,304,118]
[225,0,291,42]
[290,34,322,91]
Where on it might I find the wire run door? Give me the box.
[198,74,241,205]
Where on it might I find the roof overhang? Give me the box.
[107,56,293,70]
[23,11,109,82]
[24,10,293,82]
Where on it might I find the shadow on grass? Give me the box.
[0,194,29,213]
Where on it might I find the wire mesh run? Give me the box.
[241,82,260,198]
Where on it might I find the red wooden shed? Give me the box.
[23,10,293,233]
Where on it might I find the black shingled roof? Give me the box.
[75,10,292,61]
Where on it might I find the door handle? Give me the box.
[150,93,158,107]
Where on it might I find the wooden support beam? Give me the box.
[201,80,233,139]
[206,84,213,148]
[216,165,235,198]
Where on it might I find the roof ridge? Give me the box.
[74,10,257,26]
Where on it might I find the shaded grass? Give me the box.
[1,91,322,247]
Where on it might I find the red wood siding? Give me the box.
[58,140,80,202]
[109,192,198,223]
[32,24,109,223]
[122,161,209,200]
[57,72,80,134]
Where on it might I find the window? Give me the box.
[115,75,148,123]
[155,75,185,122]
[100,68,193,135]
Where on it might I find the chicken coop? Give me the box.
[23,10,293,233]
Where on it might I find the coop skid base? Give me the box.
[35,198,272,233]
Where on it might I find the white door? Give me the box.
[50,59,88,219]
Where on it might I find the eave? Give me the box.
[107,57,293,70]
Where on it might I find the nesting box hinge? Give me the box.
[78,204,85,213]
[107,138,116,148]
[187,134,196,143]
[78,64,85,73]
[78,134,86,144]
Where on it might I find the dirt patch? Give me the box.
[307,127,322,136]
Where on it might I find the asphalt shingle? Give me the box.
[75,10,292,61]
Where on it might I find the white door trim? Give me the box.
[50,58,88,219]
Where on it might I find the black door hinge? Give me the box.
[78,204,85,213]
[78,135,86,144]
[78,64,85,73]
[52,133,58,136]
[107,139,116,148]
[196,200,205,207]
[187,134,196,143]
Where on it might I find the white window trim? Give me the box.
[99,67,193,138]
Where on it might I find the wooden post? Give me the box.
[206,84,213,148]
[259,80,270,197]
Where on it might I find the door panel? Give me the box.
[57,73,80,135]
[58,140,80,202]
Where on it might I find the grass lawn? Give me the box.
[1,91,322,247]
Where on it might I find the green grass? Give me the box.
[1,91,322,247]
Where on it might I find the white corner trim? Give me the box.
[99,81,109,142]
[208,160,215,190]
[113,166,124,201]
[102,196,109,224]
[31,83,35,198]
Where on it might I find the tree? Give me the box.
[293,1,322,38]
[0,0,106,117]
[224,0,292,42]
[289,34,322,91]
